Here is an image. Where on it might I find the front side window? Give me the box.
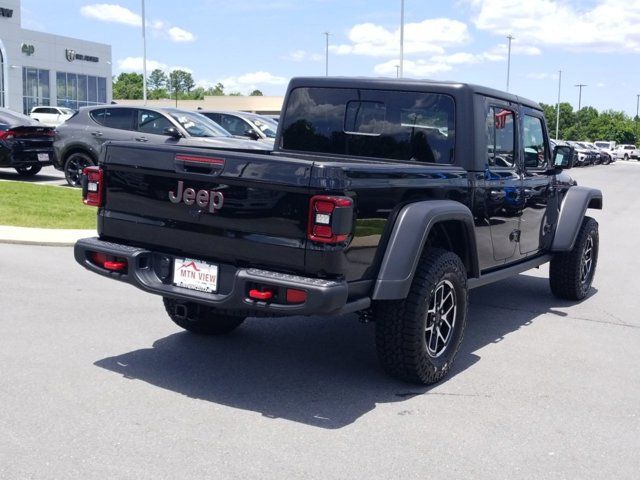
[523,115,548,169]
[486,107,516,168]
[137,109,173,135]
[220,114,250,136]
[281,87,455,163]
[169,111,231,138]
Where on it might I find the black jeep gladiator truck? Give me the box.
[75,77,602,385]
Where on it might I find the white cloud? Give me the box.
[331,18,469,58]
[168,26,196,42]
[116,57,192,74]
[80,3,196,44]
[374,59,453,77]
[80,3,141,26]
[218,71,288,93]
[283,50,323,62]
[470,0,640,52]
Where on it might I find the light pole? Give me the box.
[635,93,640,143]
[506,34,514,92]
[555,70,562,140]
[395,65,400,78]
[399,0,404,78]
[575,83,587,111]
[323,32,330,76]
[142,0,147,105]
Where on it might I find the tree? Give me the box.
[148,69,167,91]
[205,83,225,96]
[249,89,263,96]
[112,72,143,99]
[168,70,196,102]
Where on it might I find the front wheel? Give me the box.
[374,248,468,385]
[64,152,94,187]
[15,165,42,177]
[624,154,629,161]
[549,216,599,300]
[163,297,245,335]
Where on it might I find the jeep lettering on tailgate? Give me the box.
[168,181,224,213]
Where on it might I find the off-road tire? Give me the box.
[374,248,468,385]
[64,152,94,187]
[163,297,245,335]
[15,165,42,176]
[549,216,599,300]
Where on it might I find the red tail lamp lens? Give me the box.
[83,166,103,207]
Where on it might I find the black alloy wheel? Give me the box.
[64,153,94,187]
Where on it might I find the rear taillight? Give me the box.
[0,129,15,140]
[307,195,354,244]
[82,166,103,207]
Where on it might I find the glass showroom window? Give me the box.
[22,67,50,113]
[57,72,108,110]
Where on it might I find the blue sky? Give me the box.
[21,0,640,115]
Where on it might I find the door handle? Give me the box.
[91,131,103,137]
[488,189,506,201]
[135,137,149,142]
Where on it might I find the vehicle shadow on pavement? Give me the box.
[94,273,596,429]
[0,170,62,183]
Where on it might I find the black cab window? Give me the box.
[281,87,455,163]
[486,107,516,168]
[523,115,548,169]
[136,109,173,135]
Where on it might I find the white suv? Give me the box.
[29,106,75,127]
[614,144,639,161]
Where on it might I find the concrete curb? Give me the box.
[0,226,96,247]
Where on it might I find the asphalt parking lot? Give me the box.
[0,166,67,186]
[1,162,639,479]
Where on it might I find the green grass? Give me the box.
[0,181,97,229]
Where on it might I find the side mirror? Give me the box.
[163,127,182,139]
[553,145,574,169]
[244,129,260,140]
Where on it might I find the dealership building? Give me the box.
[0,0,112,114]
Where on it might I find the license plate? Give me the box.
[173,257,218,293]
[37,153,49,161]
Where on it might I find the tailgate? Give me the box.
[100,143,313,273]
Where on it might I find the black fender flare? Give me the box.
[372,200,479,300]
[551,186,602,252]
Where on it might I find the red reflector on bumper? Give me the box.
[90,252,127,271]
[286,289,307,304]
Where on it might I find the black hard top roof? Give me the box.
[287,76,541,111]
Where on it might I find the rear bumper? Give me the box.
[74,237,352,316]
[0,149,54,168]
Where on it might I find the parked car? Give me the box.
[583,142,613,164]
[29,106,75,127]
[54,105,271,186]
[0,107,55,177]
[613,144,639,161]
[566,141,594,166]
[198,110,277,145]
[593,141,616,163]
[577,142,604,165]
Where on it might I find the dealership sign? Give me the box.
[65,49,99,63]
[21,43,35,56]
[0,7,13,18]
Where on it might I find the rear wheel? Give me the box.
[163,297,245,335]
[550,216,599,300]
[64,152,94,187]
[14,165,42,177]
[374,248,468,385]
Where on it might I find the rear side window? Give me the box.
[486,107,516,168]
[100,108,135,130]
[281,87,455,163]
